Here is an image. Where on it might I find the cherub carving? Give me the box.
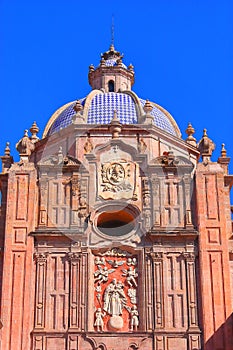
[122,267,138,287]
[127,257,137,266]
[107,259,125,268]
[94,257,105,265]
[94,266,115,284]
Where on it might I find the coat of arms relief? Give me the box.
[99,160,138,200]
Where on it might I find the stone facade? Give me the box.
[0,45,233,350]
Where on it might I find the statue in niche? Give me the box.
[103,279,127,316]
[129,305,139,331]
[94,266,115,284]
[122,267,138,287]
[94,308,106,332]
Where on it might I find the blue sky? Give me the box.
[0,0,233,176]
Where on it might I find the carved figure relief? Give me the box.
[130,306,139,331]
[93,251,139,332]
[99,160,137,200]
[94,308,106,332]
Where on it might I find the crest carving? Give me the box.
[99,160,137,200]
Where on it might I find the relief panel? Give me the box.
[93,249,139,332]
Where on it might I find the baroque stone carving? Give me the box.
[99,160,137,200]
[99,248,132,257]
[93,253,139,332]
[94,266,115,284]
[122,267,138,287]
[130,305,139,331]
[94,308,106,332]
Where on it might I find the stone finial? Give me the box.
[220,143,227,157]
[16,129,35,160]
[1,142,14,173]
[197,129,215,164]
[185,122,197,146]
[4,142,11,156]
[128,63,134,72]
[143,100,153,114]
[217,143,230,174]
[89,64,95,73]
[100,57,105,67]
[73,100,83,113]
[73,100,84,124]
[30,121,39,143]
[143,100,154,124]
[109,110,122,139]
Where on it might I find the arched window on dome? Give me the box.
[108,80,115,92]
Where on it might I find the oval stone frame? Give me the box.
[92,201,140,242]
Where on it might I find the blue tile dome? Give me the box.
[45,91,180,137]
[104,58,127,69]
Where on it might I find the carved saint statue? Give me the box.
[103,279,127,316]
[94,308,106,332]
[130,305,139,331]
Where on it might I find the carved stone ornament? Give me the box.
[16,129,35,157]
[93,252,139,332]
[99,160,137,200]
[99,248,132,257]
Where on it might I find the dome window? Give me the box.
[108,80,115,92]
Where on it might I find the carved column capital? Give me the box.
[182,252,196,262]
[150,252,164,262]
[33,252,48,263]
[67,252,82,262]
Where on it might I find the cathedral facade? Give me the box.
[0,45,232,350]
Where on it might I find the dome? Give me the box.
[42,45,181,138]
[43,91,181,137]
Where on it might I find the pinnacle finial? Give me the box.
[185,122,196,146]
[143,100,154,124]
[16,129,35,159]
[143,100,153,114]
[109,110,122,139]
[73,100,83,113]
[30,121,39,142]
[4,142,11,156]
[197,128,215,164]
[221,143,227,157]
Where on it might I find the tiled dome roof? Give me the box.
[104,58,127,69]
[46,92,179,137]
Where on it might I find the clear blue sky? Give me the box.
[0,0,233,175]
